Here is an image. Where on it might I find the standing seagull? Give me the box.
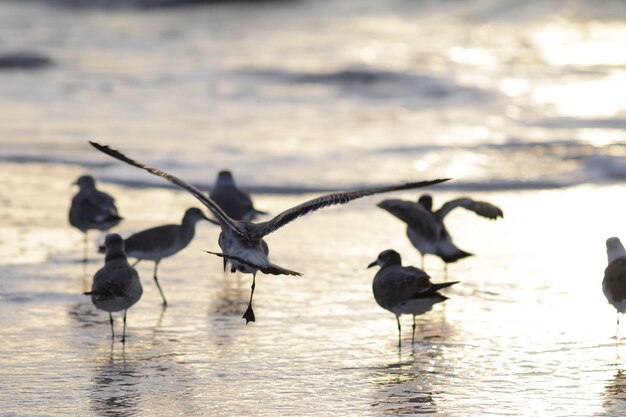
[69,175,122,262]
[378,194,503,271]
[85,233,143,343]
[603,237,626,330]
[89,141,449,324]
[210,170,267,221]
[368,249,458,345]
[110,207,215,306]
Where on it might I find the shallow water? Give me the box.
[2,162,626,416]
[1,0,626,190]
[3,0,626,415]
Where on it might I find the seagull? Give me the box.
[85,233,143,343]
[377,194,503,271]
[89,141,449,324]
[210,170,267,221]
[368,249,458,345]
[603,237,626,331]
[69,175,123,262]
[99,207,216,306]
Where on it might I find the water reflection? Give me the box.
[207,274,248,345]
[371,311,453,416]
[90,347,140,417]
[603,368,626,415]
[371,348,444,415]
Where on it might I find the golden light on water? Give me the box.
[532,22,626,66]
[532,72,626,118]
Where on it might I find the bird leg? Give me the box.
[109,312,115,340]
[396,315,402,348]
[132,259,142,267]
[242,272,256,324]
[121,309,127,343]
[153,261,168,306]
[412,315,416,344]
[83,232,88,263]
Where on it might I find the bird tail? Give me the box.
[440,250,473,263]
[431,281,460,292]
[204,250,302,276]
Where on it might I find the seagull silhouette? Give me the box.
[85,233,142,343]
[99,207,216,306]
[368,249,458,346]
[69,175,122,262]
[378,194,503,271]
[210,170,267,221]
[89,141,449,324]
[603,237,626,333]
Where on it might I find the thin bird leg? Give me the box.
[412,315,416,344]
[421,255,425,270]
[444,263,448,281]
[83,232,88,263]
[153,261,168,306]
[242,272,256,324]
[396,315,402,348]
[122,309,127,343]
[109,312,115,339]
[132,259,142,267]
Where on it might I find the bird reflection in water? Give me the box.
[90,348,139,417]
[370,348,445,415]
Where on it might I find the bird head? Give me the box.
[417,194,433,211]
[606,237,626,263]
[368,249,402,269]
[74,175,96,190]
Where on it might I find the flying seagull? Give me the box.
[210,170,267,221]
[368,249,458,346]
[85,233,143,343]
[89,141,449,324]
[69,175,122,262]
[378,194,503,271]
[603,237,626,332]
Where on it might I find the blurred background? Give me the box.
[2,0,626,190]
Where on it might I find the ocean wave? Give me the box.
[234,66,493,102]
[4,140,625,193]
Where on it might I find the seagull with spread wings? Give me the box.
[89,141,449,324]
[378,194,503,271]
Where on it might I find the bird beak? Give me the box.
[367,260,378,269]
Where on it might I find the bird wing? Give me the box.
[604,258,626,302]
[376,266,433,305]
[89,142,246,238]
[377,199,439,239]
[249,179,449,238]
[435,198,503,221]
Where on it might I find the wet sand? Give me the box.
[2,161,626,416]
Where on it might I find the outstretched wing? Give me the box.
[89,142,245,237]
[377,198,439,239]
[435,198,503,221]
[249,179,449,238]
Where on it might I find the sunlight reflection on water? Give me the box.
[2,163,626,415]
